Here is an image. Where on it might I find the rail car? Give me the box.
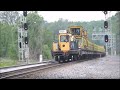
[51,26,106,63]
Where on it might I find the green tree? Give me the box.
[43,45,52,59]
[0,11,20,25]
[27,12,44,60]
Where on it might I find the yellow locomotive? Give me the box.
[52,26,106,63]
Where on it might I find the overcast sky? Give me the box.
[38,11,117,22]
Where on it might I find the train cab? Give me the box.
[68,26,84,39]
[58,30,71,52]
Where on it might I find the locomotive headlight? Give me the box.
[78,44,81,49]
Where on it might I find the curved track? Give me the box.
[0,61,59,79]
[0,57,102,79]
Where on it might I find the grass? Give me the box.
[0,58,18,68]
[0,58,49,68]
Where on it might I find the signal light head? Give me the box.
[19,42,22,48]
[104,11,107,15]
[23,11,27,17]
[104,21,108,29]
[24,37,28,44]
[104,35,108,42]
[24,23,28,30]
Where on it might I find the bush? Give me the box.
[42,45,52,60]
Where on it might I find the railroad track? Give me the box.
[0,57,99,79]
[0,60,60,79]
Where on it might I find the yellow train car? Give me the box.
[52,26,106,63]
[97,46,105,53]
[58,33,71,52]
[68,26,83,38]
[87,40,94,51]
[52,42,58,51]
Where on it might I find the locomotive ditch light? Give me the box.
[104,35,108,42]
[24,23,28,30]
[104,21,108,29]
[23,11,27,17]
[24,37,28,44]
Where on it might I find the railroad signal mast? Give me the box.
[92,11,116,55]
[104,11,116,55]
[104,11,109,55]
[18,11,29,62]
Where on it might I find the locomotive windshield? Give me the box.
[60,35,69,42]
[71,28,80,35]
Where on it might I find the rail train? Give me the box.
[51,26,106,63]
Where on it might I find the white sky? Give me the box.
[38,11,117,22]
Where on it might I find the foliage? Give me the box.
[0,22,18,59]
[26,12,44,60]
[42,45,52,59]
[0,11,20,25]
[0,58,17,68]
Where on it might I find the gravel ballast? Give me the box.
[19,55,120,79]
